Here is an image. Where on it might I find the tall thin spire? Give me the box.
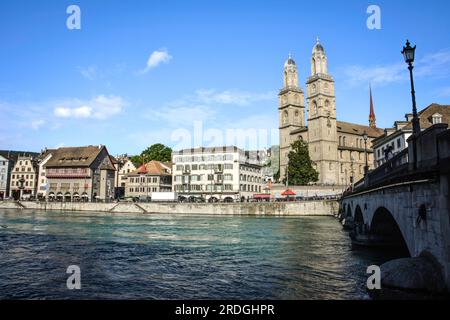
[369,84,376,128]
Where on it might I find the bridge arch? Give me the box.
[346,204,352,218]
[354,205,364,224]
[370,207,410,256]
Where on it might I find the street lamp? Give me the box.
[402,40,420,170]
[363,131,369,174]
[402,40,420,136]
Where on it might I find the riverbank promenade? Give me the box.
[0,199,339,216]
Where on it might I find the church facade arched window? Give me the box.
[325,100,330,112]
[283,110,289,125]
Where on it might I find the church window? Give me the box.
[340,164,344,173]
[312,58,316,74]
[342,137,346,146]
[283,110,288,125]
[325,100,330,112]
[295,111,299,123]
[329,163,333,171]
[313,101,318,115]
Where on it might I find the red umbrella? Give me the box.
[281,189,296,196]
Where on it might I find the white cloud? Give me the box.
[79,65,99,80]
[149,105,216,126]
[342,49,450,87]
[31,119,45,130]
[140,49,172,74]
[53,95,126,119]
[195,89,275,106]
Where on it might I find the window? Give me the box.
[313,101,318,114]
[397,139,401,149]
[283,110,288,125]
[432,113,443,124]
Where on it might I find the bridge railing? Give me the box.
[366,149,409,186]
[349,124,450,194]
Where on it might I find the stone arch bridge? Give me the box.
[340,124,450,292]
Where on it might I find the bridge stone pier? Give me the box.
[340,124,450,294]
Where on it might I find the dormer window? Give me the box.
[431,113,443,124]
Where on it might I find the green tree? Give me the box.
[131,143,172,167]
[274,169,280,182]
[284,139,319,186]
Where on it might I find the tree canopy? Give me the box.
[130,143,172,167]
[284,139,319,185]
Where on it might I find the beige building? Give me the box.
[279,39,384,186]
[45,145,116,201]
[373,103,450,168]
[9,154,39,199]
[125,160,172,199]
[172,146,265,202]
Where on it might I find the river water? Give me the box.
[0,209,394,300]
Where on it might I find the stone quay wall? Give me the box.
[0,200,339,217]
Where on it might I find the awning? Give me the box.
[281,189,296,196]
[253,194,271,199]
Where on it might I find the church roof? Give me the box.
[284,53,296,67]
[313,37,325,53]
[336,121,384,138]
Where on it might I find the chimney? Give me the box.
[405,113,414,122]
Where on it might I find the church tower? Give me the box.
[306,38,339,185]
[279,53,306,181]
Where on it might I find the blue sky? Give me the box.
[1,0,450,155]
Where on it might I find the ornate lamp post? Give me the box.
[402,40,420,170]
[402,40,420,136]
[363,131,369,174]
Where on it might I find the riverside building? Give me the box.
[9,154,39,200]
[45,145,116,202]
[172,146,265,202]
[125,160,172,199]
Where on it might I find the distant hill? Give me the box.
[0,150,40,162]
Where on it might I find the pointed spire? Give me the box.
[288,52,292,60]
[369,84,376,128]
[316,36,320,44]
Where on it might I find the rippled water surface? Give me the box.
[0,210,392,299]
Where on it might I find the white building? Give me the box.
[36,149,54,199]
[118,159,136,188]
[172,146,265,202]
[372,103,449,168]
[0,154,12,199]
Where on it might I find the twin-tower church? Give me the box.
[279,39,383,185]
